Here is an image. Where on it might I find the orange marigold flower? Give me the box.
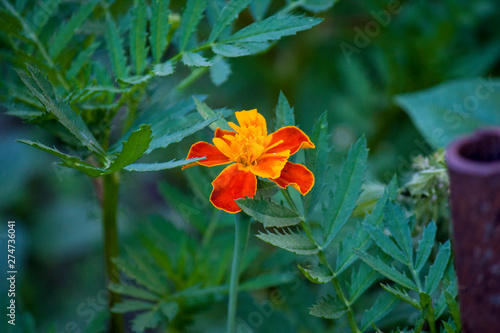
[183,109,315,213]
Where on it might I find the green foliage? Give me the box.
[395,79,500,148]
[239,97,460,332]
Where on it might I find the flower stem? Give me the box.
[102,172,123,332]
[227,213,250,333]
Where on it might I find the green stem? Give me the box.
[227,214,250,333]
[176,67,209,92]
[102,172,123,332]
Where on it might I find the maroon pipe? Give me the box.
[447,128,500,333]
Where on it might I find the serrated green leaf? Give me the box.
[255,179,280,198]
[146,114,222,153]
[49,0,97,59]
[208,0,252,42]
[193,97,231,131]
[335,177,397,275]
[112,256,163,294]
[363,223,407,264]
[210,56,231,86]
[15,67,105,154]
[348,262,380,303]
[182,51,212,67]
[360,293,399,332]
[257,229,319,255]
[130,0,148,74]
[221,14,322,43]
[380,283,420,308]
[236,198,302,228]
[424,241,451,295]
[384,203,414,264]
[150,0,170,63]
[212,43,254,57]
[160,301,179,321]
[112,300,154,313]
[17,140,102,177]
[322,136,367,248]
[297,263,334,284]
[108,282,161,301]
[131,308,162,333]
[415,222,437,272]
[274,91,295,129]
[176,0,208,51]
[105,12,129,79]
[152,61,175,76]
[105,124,153,173]
[124,157,205,172]
[309,295,348,319]
[444,289,461,332]
[66,42,100,80]
[303,112,328,215]
[300,0,339,13]
[356,250,417,291]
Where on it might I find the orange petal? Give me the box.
[215,128,235,144]
[270,161,315,195]
[182,141,231,169]
[210,164,257,213]
[267,126,315,156]
[235,109,267,135]
[250,150,290,179]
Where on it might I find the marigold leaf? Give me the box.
[360,292,399,332]
[193,97,231,131]
[237,198,302,228]
[66,42,100,80]
[274,91,295,129]
[182,51,212,67]
[424,241,451,295]
[363,222,407,264]
[322,136,367,249]
[444,288,461,331]
[105,12,129,79]
[257,229,319,255]
[297,263,334,284]
[146,115,222,153]
[309,295,348,319]
[150,0,170,63]
[380,283,420,308]
[130,0,148,74]
[210,56,231,86]
[176,0,207,51]
[152,61,175,76]
[160,302,179,321]
[17,140,102,177]
[221,14,322,44]
[415,221,437,272]
[355,250,417,291]
[304,112,329,216]
[16,66,105,156]
[124,157,205,172]
[348,262,380,303]
[208,0,252,42]
[105,124,153,173]
[249,0,271,21]
[384,203,414,264]
[49,0,97,59]
[240,272,295,290]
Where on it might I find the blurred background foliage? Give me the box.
[0,0,499,331]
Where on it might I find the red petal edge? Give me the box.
[210,164,257,213]
[270,161,315,195]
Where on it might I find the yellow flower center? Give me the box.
[226,125,271,168]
